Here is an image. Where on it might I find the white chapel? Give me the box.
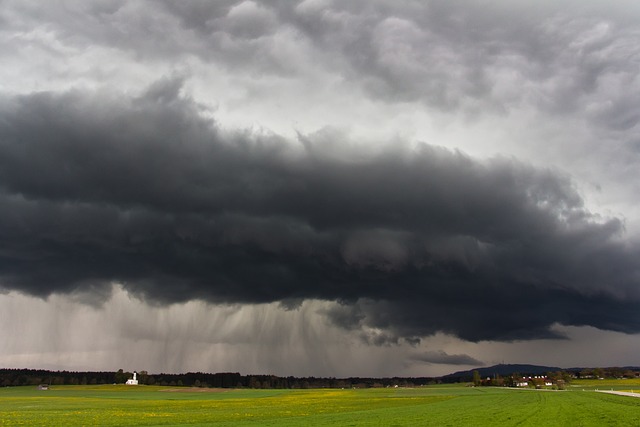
[126,372,139,385]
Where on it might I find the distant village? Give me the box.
[2,366,639,390]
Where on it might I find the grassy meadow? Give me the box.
[1,380,640,426]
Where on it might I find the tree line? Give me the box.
[0,369,438,389]
[2,366,637,389]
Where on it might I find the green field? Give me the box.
[2,381,640,426]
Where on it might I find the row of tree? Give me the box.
[470,368,640,389]
[2,366,638,389]
[0,369,439,389]
[574,367,639,379]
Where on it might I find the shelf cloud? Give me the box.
[0,81,637,343]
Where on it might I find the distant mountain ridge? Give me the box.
[442,364,562,381]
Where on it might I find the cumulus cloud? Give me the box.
[6,1,639,117]
[0,80,638,343]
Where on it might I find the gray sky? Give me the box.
[1,0,639,377]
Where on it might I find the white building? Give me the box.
[126,372,139,385]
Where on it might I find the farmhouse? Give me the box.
[515,375,556,388]
[126,372,139,385]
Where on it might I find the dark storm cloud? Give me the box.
[0,82,639,342]
[410,350,482,366]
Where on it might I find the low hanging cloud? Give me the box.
[410,350,483,366]
[0,79,639,343]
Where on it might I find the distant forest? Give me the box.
[1,366,638,389]
[0,369,433,389]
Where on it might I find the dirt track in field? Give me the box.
[597,390,640,398]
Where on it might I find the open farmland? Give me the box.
[2,381,640,426]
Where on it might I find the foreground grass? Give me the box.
[1,382,640,426]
